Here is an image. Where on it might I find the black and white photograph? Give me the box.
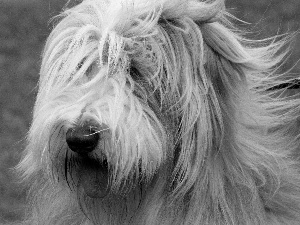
[1,0,300,224]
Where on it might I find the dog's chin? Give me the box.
[78,164,109,198]
[75,157,142,199]
[76,158,110,199]
[67,152,152,199]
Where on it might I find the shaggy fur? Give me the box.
[15,0,300,224]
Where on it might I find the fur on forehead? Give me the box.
[40,0,225,90]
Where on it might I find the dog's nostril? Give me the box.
[66,125,100,154]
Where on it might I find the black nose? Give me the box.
[66,123,100,154]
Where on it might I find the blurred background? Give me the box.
[0,0,299,223]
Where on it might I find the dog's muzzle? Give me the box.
[65,121,111,198]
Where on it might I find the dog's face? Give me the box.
[35,38,174,198]
[22,0,228,211]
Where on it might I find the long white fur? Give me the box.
[14,0,300,224]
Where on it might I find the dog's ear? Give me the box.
[163,2,235,199]
[169,3,288,213]
[170,24,227,199]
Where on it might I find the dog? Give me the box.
[15,0,300,224]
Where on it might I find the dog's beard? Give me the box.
[45,98,172,200]
[45,116,170,224]
[69,154,110,198]
[50,130,159,199]
[76,178,148,225]
[64,152,149,199]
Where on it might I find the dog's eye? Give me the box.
[76,59,86,72]
[76,60,99,79]
[130,66,142,81]
[87,62,100,79]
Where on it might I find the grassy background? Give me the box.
[0,0,299,223]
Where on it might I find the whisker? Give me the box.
[83,127,110,136]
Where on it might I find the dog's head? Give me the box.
[18,0,292,223]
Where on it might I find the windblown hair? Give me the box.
[14,0,300,224]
